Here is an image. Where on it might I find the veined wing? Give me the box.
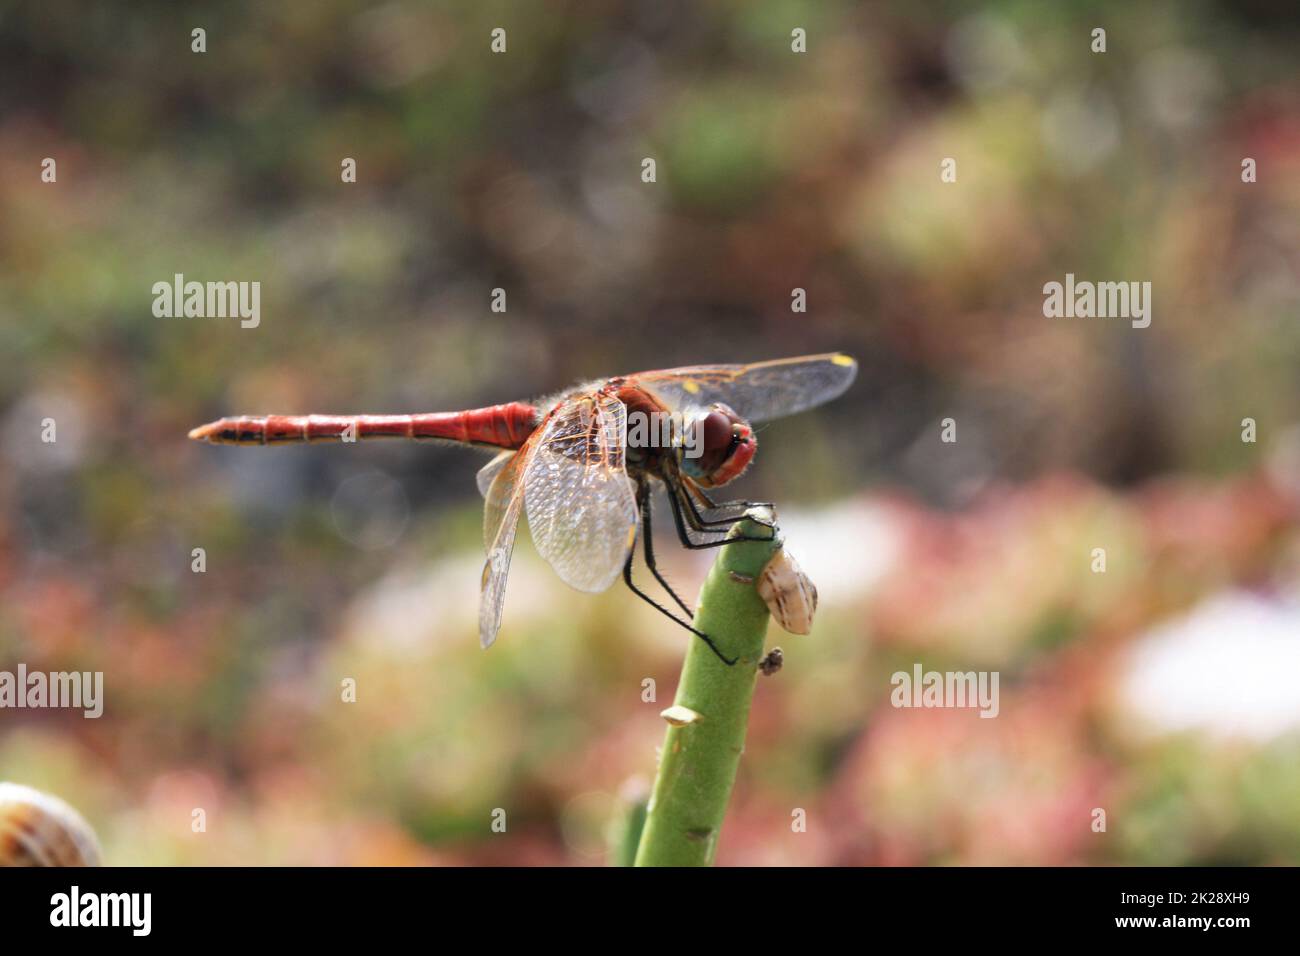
[479,443,531,648]
[477,450,515,500]
[632,352,857,423]
[523,393,638,593]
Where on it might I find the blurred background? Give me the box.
[2,0,1299,865]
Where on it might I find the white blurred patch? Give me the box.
[343,557,480,652]
[330,470,410,550]
[345,498,896,654]
[581,140,661,235]
[3,390,88,474]
[775,501,900,605]
[945,14,1026,93]
[343,543,560,653]
[1136,49,1222,131]
[1118,590,1300,741]
[1041,87,1120,175]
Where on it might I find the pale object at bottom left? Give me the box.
[0,782,102,866]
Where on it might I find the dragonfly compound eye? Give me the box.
[681,405,756,486]
[700,409,733,453]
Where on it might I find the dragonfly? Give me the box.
[189,352,857,664]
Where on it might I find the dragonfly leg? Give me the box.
[691,485,774,512]
[621,549,736,666]
[637,486,694,618]
[666,474,737,535]
[681,488,772,529]
[666,484,774,550]
[686,484,777,528]
[661,467,776,530]
[666,480,723,544]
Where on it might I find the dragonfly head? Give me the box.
[681,403,756,488]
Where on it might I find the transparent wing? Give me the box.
[478,444,530,648]
[523,394,638,593]
[476,450,515,499]
[632,352,857,422]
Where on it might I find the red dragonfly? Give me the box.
[189,353,857,663]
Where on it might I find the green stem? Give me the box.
[608,778,650,867]
[634,515,780,867]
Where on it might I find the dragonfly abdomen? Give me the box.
[188,402,539,449]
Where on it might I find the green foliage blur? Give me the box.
[2,1,1299,865]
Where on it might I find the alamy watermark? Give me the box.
[0,665,103,718]
[625,410,704,458]
[152,273,260,328]
[1043,273,1151,329]
[51,886,151,936]
[890,664,999,718]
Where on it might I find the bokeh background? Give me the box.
[2,1,1299,865]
